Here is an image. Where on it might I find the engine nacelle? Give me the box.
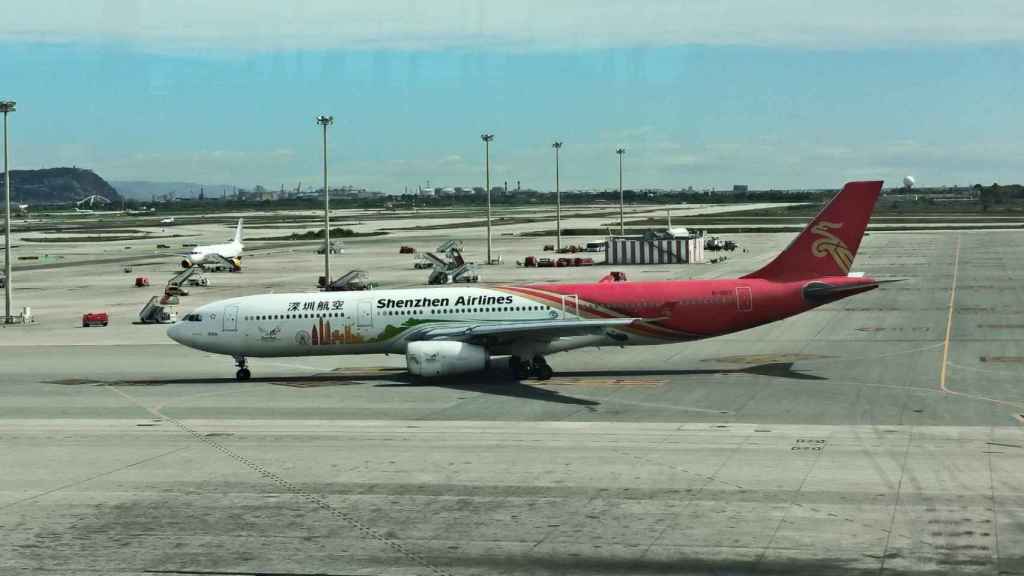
[406,341,487,377]
[181,259,193,269]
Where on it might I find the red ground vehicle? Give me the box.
[399,246,416,254]
[555,257,573,267]
[82,312,109,327]
[574,257,595,266]
[134,276,150,287]
[537,258,555,268]
[523,256,538,267]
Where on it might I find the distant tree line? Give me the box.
[975,183,1024,210]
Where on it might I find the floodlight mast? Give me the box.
[552,141,562,251]
[481,133,494,264]
[317,115,333,284]
[1,100,15,324]
[616,147,626,235]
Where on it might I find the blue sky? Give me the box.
[1,1,1022,192]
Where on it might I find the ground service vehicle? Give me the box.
[82,312,109,327]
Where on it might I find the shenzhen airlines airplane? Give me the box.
[169,182,883,381]
[178,219,244,269]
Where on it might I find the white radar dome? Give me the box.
[902,175,915,189]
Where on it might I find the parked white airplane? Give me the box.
[178,219,243,269]
[160,217,176,225]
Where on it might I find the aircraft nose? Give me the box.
[167,321,188,345]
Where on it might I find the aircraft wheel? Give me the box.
[532,358,553,381]
[236,368,251,381]
[510,356,532,380]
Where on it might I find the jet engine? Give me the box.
[406,341,487,377]
[181,259,193,269]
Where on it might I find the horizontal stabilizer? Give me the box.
[802,280,879,302]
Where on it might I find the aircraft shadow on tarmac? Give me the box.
[375,361,822,405]
[111,362,819,406]
[376,378,601,407]
[112,375,371,386]
[113,372,597,406]
[554,362,827,381]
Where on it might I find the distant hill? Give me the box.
[3,167,122,205]
[111,180,232,201]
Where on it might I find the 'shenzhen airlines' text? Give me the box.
[376,295,514,309]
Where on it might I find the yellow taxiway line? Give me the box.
[939,235,961,393]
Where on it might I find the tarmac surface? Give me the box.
[2,210,1023,575]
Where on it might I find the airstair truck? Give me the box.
[139,295,176,324]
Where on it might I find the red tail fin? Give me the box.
[742,181,882,281]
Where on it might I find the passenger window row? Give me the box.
[242,305,554,322]
[245,312,345,321]
[382,305,549,316]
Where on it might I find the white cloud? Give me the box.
[2,1,1022,53]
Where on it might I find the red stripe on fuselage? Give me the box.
[500,276,878,340]
[497,285,704,341]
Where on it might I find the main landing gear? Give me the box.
[509,355,553,381]
[234,356,251,381]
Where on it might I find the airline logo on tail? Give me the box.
[810,221,853,273]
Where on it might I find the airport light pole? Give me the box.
[1,101,14,324]
[317,115,333,284]
[481,133,494,264]
[552,141,562,251]
[616,147,625,235]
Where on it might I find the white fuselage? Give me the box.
[167,286,638,360]
[185,240,243,266]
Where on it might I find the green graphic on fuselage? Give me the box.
[369,318,439,343]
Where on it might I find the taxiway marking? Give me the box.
[935,236,1024,423]
[940,235,960,393]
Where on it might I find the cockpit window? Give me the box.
[184,313,203,322]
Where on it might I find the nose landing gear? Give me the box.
[508,356,553,381]
[234,356,251,381]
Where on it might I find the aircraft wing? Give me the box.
[406,317,638,344]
